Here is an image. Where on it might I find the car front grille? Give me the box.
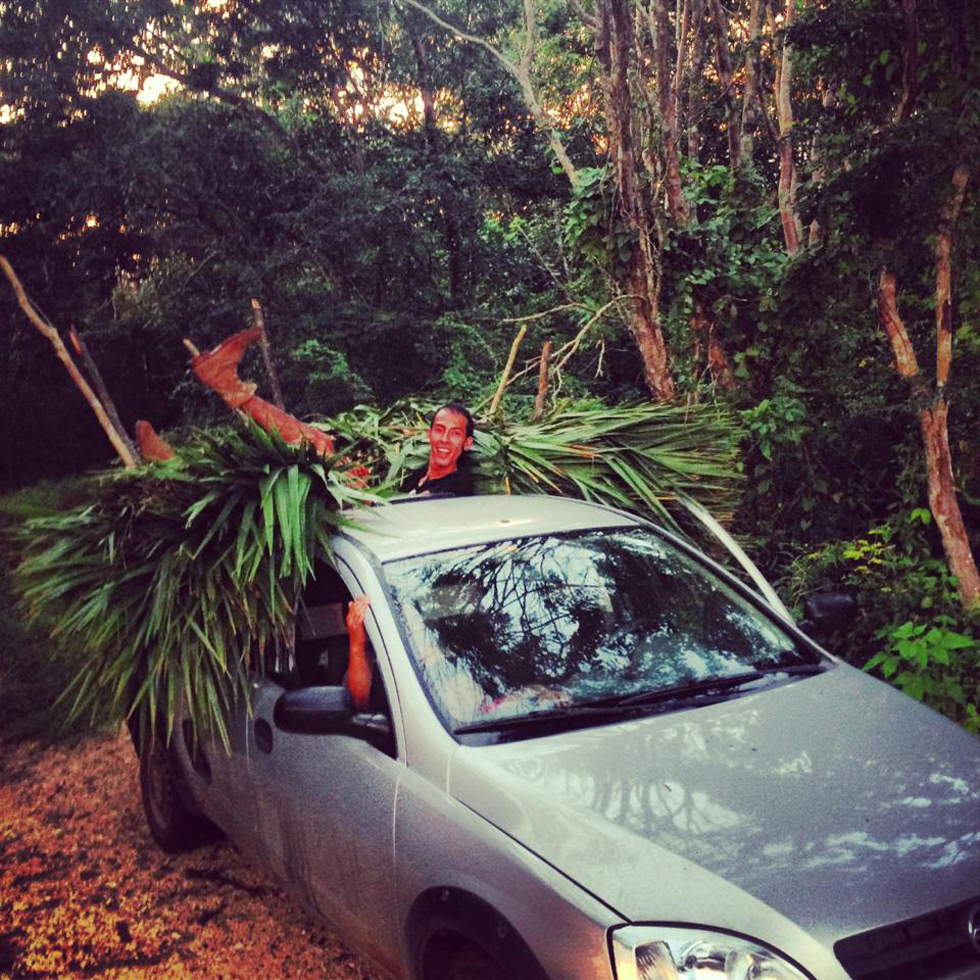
[834,897,980,980]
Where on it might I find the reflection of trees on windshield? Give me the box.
[386,530,811,717]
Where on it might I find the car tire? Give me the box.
[443,943,506,980]
[416,909,546,980]
[139,737,214,852]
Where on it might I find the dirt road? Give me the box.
[0,731,378,979]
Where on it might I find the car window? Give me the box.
[384,529,819,730]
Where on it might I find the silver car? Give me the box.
[139,494,980,980]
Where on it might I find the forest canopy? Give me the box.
[1,0,978,726]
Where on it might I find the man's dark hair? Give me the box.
[430,403,474,439]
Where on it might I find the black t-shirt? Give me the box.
[400,459,475,497]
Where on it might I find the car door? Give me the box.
[243,562,404,976]
[171,691,260,856]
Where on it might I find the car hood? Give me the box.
[448,666,980,948]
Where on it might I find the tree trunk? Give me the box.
[686,0,706,162]
[894,0,919,124]
[738,0,767,171]
[876,163,978,609]
[691,299,734,389]
[772,0,803,255]
[531,341,553,422]
[595,0,676,400]
[708,0,740,169]
[651,0,690,226]
[407,22,464,301]
[919,401,980,608]
[249,299,286,411]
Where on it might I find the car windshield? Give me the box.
[384,528,821,732]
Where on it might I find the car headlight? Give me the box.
[611,926,810,980]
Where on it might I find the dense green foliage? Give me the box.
[1,0,977,729]
[0,481,115,744]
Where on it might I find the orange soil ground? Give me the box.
[0,731,378,980]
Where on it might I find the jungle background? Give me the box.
[1,0,978,735]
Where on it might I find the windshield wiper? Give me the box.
[601,662,826,708]
[454,663,828,736]
[454,702,644,735]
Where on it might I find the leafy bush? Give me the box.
[865,621,979,733]
[0,479,114,744]
[787,512,979,729]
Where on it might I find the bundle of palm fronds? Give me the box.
[15,398,742,745]
[332,398,743,525]
[15,423,369,747]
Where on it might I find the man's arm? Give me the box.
[345,595,373,709]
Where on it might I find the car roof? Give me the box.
[337,493,641,562]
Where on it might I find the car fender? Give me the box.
[393,763,617,980]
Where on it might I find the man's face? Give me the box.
[427,408,473,473]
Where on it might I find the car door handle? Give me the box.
[254,718,273,754]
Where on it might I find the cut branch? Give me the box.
[69,327,140,463]
[474,297,630,410]
[250,299,286,410]
[489,325,528,417]
[531,341,553,422]
[1,256,137,468]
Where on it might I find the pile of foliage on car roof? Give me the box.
[13,397,742,747]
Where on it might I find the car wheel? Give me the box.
[443,943,506,980]
[139,738,213,852]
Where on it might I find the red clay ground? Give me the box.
[0,730,379,980]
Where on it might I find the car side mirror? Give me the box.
[274,685,353,734]
[273,686,395,753]
[800,591,858,639]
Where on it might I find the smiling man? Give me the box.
[400,404,476,497]
[346,404,476,708]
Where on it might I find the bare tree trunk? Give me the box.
[928,164,978,608]
[629,244,676,401]
[771,0,803,255]
[651,0,690,226]
[738,0,767,171]
[894,0,919,124]
[708,0,740,169]
[686,0,706,162]
[1,256,137,468]
[807,88,835,249]
[919,401,979,608]
[596,0,677,400]
[876,165,979,609]
[691,299,734,389]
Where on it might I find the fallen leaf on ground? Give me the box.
[0,731,378,979]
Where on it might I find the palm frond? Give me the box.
[15,422,357,748]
